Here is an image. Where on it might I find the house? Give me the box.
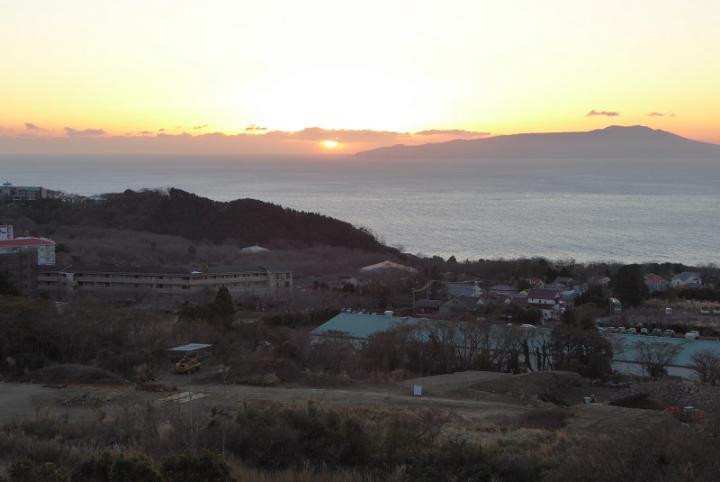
[644,273,669,293]
[439,296,481,317]
[527,288,561,307]
[415,299,443,315]
[360,260,418,274]
[526,288,562,321]
[488,284,518,297]
[552,277,577,289]
[671,272,702,288]
[446,281,483,298]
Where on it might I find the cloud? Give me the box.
[0,124,500,156]
[414,129,490,137]
[647,111,676,118]
[64,127,106,137]
[192,124,208,130]
[25,122,45,131]
[586,110,619,117]
[283,127,406,142]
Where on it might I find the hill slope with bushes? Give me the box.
[7,188,391,252]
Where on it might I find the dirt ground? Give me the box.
[399,370,512,397]
[0,369,678,440]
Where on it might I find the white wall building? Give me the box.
[0,227,56,267]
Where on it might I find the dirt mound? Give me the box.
[20,364,128,385]
[400,371,512,397]
[610,380,720,411]
[456,371,588,405]
[565,403,670,436]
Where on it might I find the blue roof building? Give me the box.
[312,312,720,378]
[312,311,426,340]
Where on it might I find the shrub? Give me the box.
[161,453,232,482]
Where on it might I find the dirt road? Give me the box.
[0,380,528,425]
[184,383,529,420]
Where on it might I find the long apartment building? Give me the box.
[38,265,292,297]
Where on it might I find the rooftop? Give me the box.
[0,238,55,248]
[644,273,668,284]
[168,343,212,353]
[673,272,701,281]
[312,312,428,340]
[527,288,561,299]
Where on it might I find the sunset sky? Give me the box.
[2,0,719,154]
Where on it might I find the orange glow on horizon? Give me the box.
[320,140,340,149]
[0,1,718,145]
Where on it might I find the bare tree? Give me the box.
[691,350,720,385]
[634,341,681,378]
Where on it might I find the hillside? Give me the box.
[356,125,720,160]
[6,188,391,252]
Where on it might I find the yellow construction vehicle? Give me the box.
[175,355,201,374]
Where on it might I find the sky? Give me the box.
[1,0,719,155]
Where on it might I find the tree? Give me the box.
[691,350,720,385]
[635,341,681,378]
[613,264,648,307]
[0,272,19,296]
[551,325,613,379]
[213,286,235,317]
[574,285,609,308]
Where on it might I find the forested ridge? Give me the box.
[9,188,392,251]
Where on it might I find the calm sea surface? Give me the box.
[2,155,719,265]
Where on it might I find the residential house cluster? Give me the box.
[644,271,703,294]
[415,278,576,323]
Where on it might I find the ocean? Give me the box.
[2,155,719,265]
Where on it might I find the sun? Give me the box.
[320,139,340,149]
